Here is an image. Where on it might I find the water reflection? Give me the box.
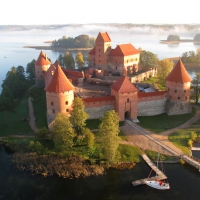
[1,145,200,200]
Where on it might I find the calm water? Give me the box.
[1,26,200,93]
[1,145,200,200]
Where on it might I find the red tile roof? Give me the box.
[166,59,192,83]
[44,64,56,85]
[53,60,59,67]
[83,96,115,103]
[110,44,139,56]
[63,68,84,78]
[44,66,74,93]
[111,75,138,93]
[88,47,96,54]
[138,91,166,98]
[35,51,51,66]
[97,32,111,42]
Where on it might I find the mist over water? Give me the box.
[0,24,200,93]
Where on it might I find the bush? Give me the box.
[190,131,197,141]
[187,139,193,147]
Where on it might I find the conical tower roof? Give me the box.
[35,51,51,66]
[111,75,138,93]
[44,65,74,93]
[166,59,192,83]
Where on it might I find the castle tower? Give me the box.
[35,51,51,87]
[165,59,192,115]
[44,65,75,126]
[89,32,111,69]
[111,75,138,121]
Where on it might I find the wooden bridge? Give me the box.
[132,154,167,186]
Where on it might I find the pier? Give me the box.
[182,155,200,170]
[132,154,167,186]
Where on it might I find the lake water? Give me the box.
[1,25,200,93]
[1,145,200,200]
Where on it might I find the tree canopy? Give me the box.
[158,58,174,85]
[140,50,159,69]
[76,52,84,68]
[181,50,200,64]
[70,97,89,135]
[52,113,75,152]
[52,34,95,48]
[194,33,200,41]
[191,73,200,104]
[26,59,36,81]
[58,52,75,70]
[167,34,180,41]
[98,110,121,164]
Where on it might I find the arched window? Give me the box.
[127,98,129,103]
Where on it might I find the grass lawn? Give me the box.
[32,88,48,129]
[138,106,196,133]
[145,150,179,161]
[168,128,200,155]
[0,98,34,137]
[86,119,125,130]
[118,144,142,162]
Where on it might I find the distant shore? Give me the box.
[23,45,92,51]
[160,39,200,44]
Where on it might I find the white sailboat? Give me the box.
[145,154,170,190]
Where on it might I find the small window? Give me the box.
[51,102,53,106]
[127,98,129,103]
[178,97,180,100]
[99,49,100,51]
[185,96,187,99]
[52,109,55,113]
[99,60,100,62]
[168,88,170,91]
[65,101,68,105]
[174,90,177,93]
[66,109,69,112]
[184,90,186,93]
[116,66,117,69]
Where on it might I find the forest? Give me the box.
[51,34,95,48]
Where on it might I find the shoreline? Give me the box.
[23,45,92,51]
[160,39,200,44]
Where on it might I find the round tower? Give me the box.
[35,51,51,87]
[165,59,192,115]
[44,65,75,127]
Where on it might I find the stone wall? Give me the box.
[85,105,115,119]
[166,101,192,115]
[137,98,167,116]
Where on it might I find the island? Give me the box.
[160,33,200,44]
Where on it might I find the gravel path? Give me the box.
[120,105,200,156]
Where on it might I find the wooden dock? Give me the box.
[132,154,167,186]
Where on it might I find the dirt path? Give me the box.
[120,105,200,156]
[28,96,39,133]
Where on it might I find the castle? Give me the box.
[34,32,192,128]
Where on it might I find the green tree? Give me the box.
[36,127,49,139]
[76,52,84,68]
[98,110,121,164]
[70,97,89,135]
[140,50,159,69]
[167,34,180,41]
[52,113,75,152]
[58,52,75,69]
[82,127,95,148]
[194,33,200,41]
[191,73,200,103]
[26,59,36,81]
[0,97,15,124]
[158,58,174,85]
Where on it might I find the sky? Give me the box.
[0,0,199,25]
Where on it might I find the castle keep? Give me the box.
[34,32,192,128]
